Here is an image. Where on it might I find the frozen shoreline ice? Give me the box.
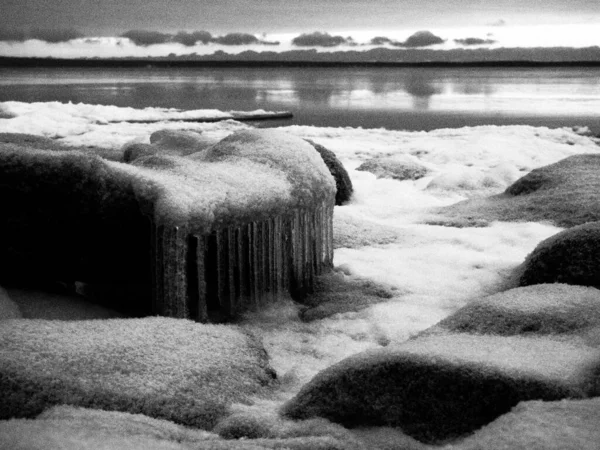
[2,101,600,444]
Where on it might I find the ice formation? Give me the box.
[0,129,335,321]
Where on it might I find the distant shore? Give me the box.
[2,56,600,68]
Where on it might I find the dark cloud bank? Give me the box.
[159,47,600,63]
[454,37,497,46]
[292,32,355,47]
[121,30,279,46]
[369,31,445,48]
[0,27,278,46]
[0,28,505,51]
[293,31,447,48]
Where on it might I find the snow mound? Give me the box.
[430,154,600,227]
[356,154,430,181]
[423,284,600,337]
[454,397,600,450]
[0,405,365,450]
[0,317,276,429]
[282,333,600,443]
[518,222,600,289]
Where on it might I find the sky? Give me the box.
[0,0,599,59]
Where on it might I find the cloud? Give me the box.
[211,32,260,45]
[454,37,497,46]
[121,30,172,46]
[210,33,279,46]
[292,31,352,47]
[370,36,394,46]
[488,19,507,27]
[394,31,445,48]
[0,28,84,43]
[173,31,212,46]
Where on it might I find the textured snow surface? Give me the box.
[2,102,600,447]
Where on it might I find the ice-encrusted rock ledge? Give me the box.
[0,129,336,321]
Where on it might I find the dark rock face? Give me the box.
[0,146,153,315]
[305,139,353,205]
[519,222,600,289]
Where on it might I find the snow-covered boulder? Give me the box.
[150,129,218,153]
[304,139,353,205]
[0,405,365,450]
[518,222,600,289]
[0,129,336,321]
[0,285,21,319]
[0,132,60,149]
[429,154,600,227]
[452,398,600,450]
[281,333,600,443]
[357,155,430,181]
[122,129,219,162]
[0,318,276,429]
[422,284,600,337]
[300,271,395,322]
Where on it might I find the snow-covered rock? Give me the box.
[0,318,276,429]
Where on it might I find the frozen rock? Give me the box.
[300,271,395,322]
[0,405,364,450]
[519,222,600,289]
[150,129,217,153]
[0,129,336,321]
[0,132,60,149]
[333,208,402,248]
[421,284,600,338]
[281,333,600,443]
[429,154,600,228]
[122,142,158,162]
[0,317,276,428]
[356,155,429,181]
[453,397,600,450]
[213,412,365,449]
[305,139,353,205]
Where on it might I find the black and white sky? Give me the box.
[1,0,599,58]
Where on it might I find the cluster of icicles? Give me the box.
[152,201,334,322]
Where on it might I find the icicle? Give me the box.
[216,229,229,317]
[275,216,283,293]
[159,226,187,318]
[251,221,260,309]
[174,226,188,318]
[227,227,237,315]
[152,224,164,316]
[236,226,246,309]
[193,234,208,322]
[269,217,276,302]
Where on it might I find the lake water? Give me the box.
[1,66,599,133]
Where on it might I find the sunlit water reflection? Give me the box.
[1,66,599,132]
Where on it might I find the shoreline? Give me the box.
[2,56,600,68]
